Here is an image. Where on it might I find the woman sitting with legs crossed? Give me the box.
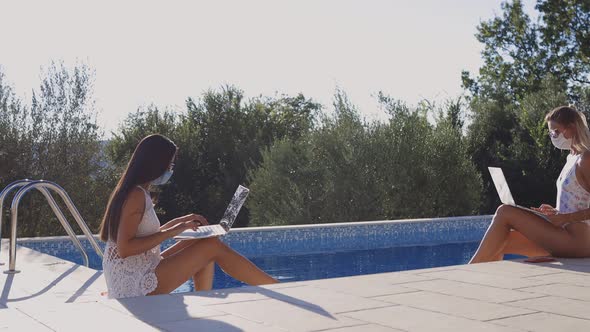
[470,106,590,263]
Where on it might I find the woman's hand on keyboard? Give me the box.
[166,219,202,238]
[530,204,558,216]
[162,214,209,236]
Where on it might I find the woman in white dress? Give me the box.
[470,106,590,263]
[101,134,277,298]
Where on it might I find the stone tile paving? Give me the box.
[2,240,589,331]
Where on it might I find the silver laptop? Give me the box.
[488,167,550,221]
[174,185,250,240]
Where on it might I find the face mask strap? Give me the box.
[152,170,174,186]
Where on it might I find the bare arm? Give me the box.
[159,214,209,259]
[556,207,590,224]
[116,188,200,258]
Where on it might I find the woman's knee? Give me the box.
[495,204,513,216]
[200,237,230,257]
[493,204,517,223]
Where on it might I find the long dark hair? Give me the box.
[100,134,177,242]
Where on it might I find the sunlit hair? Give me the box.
[545,106,590,153]
[99,134,177,242]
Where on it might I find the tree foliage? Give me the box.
[107,86,321,227]
[462,0,589,101]
[247,91,482,226]
[0,62,111,237]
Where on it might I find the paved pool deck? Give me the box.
[1,239,589,331]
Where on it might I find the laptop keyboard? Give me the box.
[195,225,226,236]
[175,225,227,239]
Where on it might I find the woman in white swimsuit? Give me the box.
[470,106,590,263]
[101,134,277,298]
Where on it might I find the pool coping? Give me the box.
[11,214,494,243]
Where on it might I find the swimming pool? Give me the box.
[15,215,497,292]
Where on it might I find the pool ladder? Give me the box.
[0,179,104,274]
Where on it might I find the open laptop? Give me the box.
[488,167,551,222]
[174,185,250,240]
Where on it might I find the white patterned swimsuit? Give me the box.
[102,187,162,299]
[556,154,590,225]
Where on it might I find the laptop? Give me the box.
[174,185,250,240]
[488,167,551,222]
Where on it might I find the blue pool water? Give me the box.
[19,239,480,292]
[189,241,482,292]
[16,216,503,292]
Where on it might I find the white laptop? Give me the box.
[488,167,551,222]
[174,185,250,240]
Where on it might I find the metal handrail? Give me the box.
[0,179,36,266]
[22,181,90,268]
[3,180,104,274]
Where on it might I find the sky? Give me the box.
[1,0,538,135]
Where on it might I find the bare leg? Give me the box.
[469,206,515,263]
[501,230,550,258]
[162,239,214,290]
[149,237,277,295]
[193,262,214,291]
[161,239,193,258]
[469,205,586,264]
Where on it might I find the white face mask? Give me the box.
[152,170,173,185]
[550,133,572,150]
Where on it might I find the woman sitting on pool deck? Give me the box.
[470,106,590,263]
[100,134,277,299]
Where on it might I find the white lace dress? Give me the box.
[102,187,162,299]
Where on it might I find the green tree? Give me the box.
[462,0,589,101]
[377,94,482,219]
[0,62,110,237]
[107,105,179,166]
[248,91,482,226]
[108,86,321,227]
[0,68,29,187]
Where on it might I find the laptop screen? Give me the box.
[488,167,516,205]
[219,185,250,229]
